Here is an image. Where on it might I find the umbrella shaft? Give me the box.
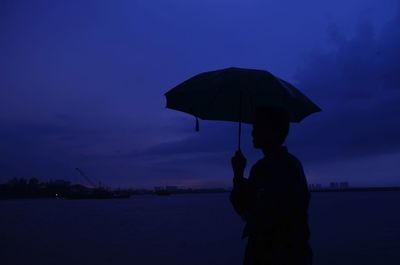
[238,120,242,150]
[238,90,242,150]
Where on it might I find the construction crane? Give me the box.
[75,168,98,188]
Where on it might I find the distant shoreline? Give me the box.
[2,177,400,200]
[310,187,400,192]
[2,187,400,200]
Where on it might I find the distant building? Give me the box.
[330,182,339,189]
[166,186,180,192]
[154,185,183,192]
[330,182,350,189]
[154,186,164,191]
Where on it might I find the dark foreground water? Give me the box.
[1,192,400,265]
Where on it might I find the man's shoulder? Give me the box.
[273,149,306,180]
[249,148,305,175]
[250,150,302,168]
[286,152,303,166]
[287,151,306,169]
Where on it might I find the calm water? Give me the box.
[1,192,400,265]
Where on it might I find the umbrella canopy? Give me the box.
[165,67,321,123]
[165,67,321,149]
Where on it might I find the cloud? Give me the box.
[140,4,400,173]
[1,0,399,187]
[289,5,400,162]
[100,3,400,187]
[142,123,236,156]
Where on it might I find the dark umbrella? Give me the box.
[165,67,321,149]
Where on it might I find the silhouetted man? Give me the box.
[230,106,312,265]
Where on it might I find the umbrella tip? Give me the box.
[195,117,199,132]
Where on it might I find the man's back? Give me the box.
[230,146,312,265]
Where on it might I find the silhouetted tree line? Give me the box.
[0,178,71,199]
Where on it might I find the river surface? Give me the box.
[1,192,400,265]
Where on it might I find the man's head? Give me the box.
[252,106,290,150]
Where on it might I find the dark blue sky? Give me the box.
[1,0,399,188]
